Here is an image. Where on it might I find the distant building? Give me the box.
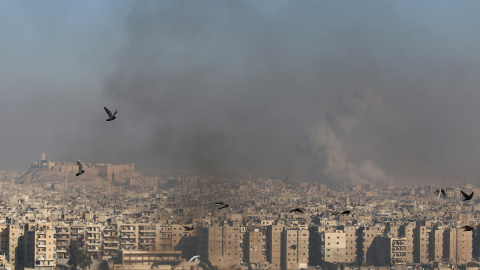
[207,221,245,269]
[281,228,309,270]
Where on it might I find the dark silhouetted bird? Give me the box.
[104,107,117,121]
[435,189,446,198]
[461,226,474,231]
[183,225,197,231]
[290,244,297,250]
[340,210,351,215]
[216,202,229,209]
[289,208,304,213]
[76,161,85,176]
[461,190,474,201]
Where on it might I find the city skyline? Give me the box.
[1,172,480,269]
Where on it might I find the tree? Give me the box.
[99,261,110,270]
[67,240,93,270]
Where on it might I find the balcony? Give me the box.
[104,239,118,244]
[120,227,136,232]
[140,235,156,239]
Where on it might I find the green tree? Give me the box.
[67,240,93,270]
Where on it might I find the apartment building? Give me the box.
[444,227,472,264]
[322,230,348,263]
[281,227,308,270]
[8,223,24,267]
[414,224,432,263]
[358,224,384,265]
[0,225,8,258]
[430,226,444,262]
[207,221,245,269]
[70,223,86,249]
[400,222,415,263]
[267,224,284,270]
[119,224,138,251]
[24,225,57,269]
[54,224,70,259]
[86,223,103,259]
[244,227,268,268]
[102,223,119,258]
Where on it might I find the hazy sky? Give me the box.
[1,1,480,186]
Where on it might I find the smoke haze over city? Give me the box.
[2,1,480,186]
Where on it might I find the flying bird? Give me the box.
[461,190,474,201]
[188,255,200,263]
[104,107,117,121]
[331,211,341,215]
[340,210,351,215]
[216,202,229,209]
[183,225,197,231]
[461,226,474,231]
[289,208,304,213]
[435,189,446,198]
[289,245,297,250]
[76,161,85,176]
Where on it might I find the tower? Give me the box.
[41,152,46,161]
[64,172,68,193]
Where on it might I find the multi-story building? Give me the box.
[444,227,472,264]
[343,226,357,263]
[400,222,415,263]
[267,224,284,270]
[119,224,138,251]
[207,221,245,269]
[430,226,444,262]
[390,237,407,265]
[70,223,86,249]
[86,223,103,259]
[8,223,25,267]
[244,227,268,268]
[0,225,8,259]
[358,224,384,265]
[102,223,119,258]
[172,223,194,248]
[414,224,432,263]
[321,230,348,263]
[54,224,70,259]
[369,236,407,266]
[138,224,157,251]
[281,227,308,270]
[24,224,57,269]
[158,224,173,251]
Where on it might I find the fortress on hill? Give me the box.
[19,152,145,186]
[31,152,135,182]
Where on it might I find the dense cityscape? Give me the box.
[2,2,480,270]
[0,154,479,270]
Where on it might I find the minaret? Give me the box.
[64,172,68,194]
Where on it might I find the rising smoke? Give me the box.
[5,1,478,187]
[298,85,389,186]
[92,2,393,186]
